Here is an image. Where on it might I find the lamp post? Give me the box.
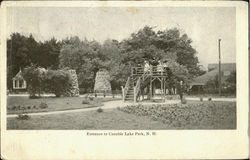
[218,39,222,96]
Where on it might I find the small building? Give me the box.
[190,63,236,94]
[12,69,27,90]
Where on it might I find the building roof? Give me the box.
[190,69,217,86]
[12,70,25,80]
[190,63,236,86]
[208,63,236,71]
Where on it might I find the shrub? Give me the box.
[200,97,203,102]
[21,106,26,110]
[23,65,47,97]
[89,97,94,101]
[29,95,40,99]
[45,69,71,97]
[17,114,30,120]
[39,102,48,109]
[27,106,31,109]
[83,94,89,100]
[23,66,75,97]
[119,102,236,128]
[82,100,89,104]
[12,106,16,110]
[33,105,37,109]
[181,98,187,104]
[97,108,103,113]
[208,97,212,101]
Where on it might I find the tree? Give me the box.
[23,65,74,97]
[23,65,47,97]
[7,33,61,90]
[7,33,36,89]
[120,26,203,79]
[163,60,189,93]
[225,71,236,94]
[44,69,71,97]
[59,36,104,91]
[101,39,127,90]
[37,38,61,69]
[120,26,204,89]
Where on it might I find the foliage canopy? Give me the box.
[8,26,205,92]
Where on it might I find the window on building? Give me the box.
[15,80,18,88]
[19,80,24,88]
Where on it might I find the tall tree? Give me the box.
[7,33,35,89]
[120,26,202,81]
[59,36,104,91]
[37,37,61,69]
[7,33,62,89]
[101,39,127,90]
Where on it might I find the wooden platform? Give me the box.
[122,66,168,102]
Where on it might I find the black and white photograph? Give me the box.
[5,5,238,130]
[1,1,249,159]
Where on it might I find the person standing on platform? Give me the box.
[144,60,151,74]
[157,60,164,75]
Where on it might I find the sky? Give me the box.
[7,7,236,69]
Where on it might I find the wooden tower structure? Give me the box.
[121,66,168,102]
[94,69,112,94]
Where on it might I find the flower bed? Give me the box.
[118,101,236,129]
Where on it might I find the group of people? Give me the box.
[143,59,168,74]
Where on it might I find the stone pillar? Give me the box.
[66,70,79,97]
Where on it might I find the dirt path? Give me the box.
[186,97,236,102]
[7,100,180,118]
[6,97,235,118]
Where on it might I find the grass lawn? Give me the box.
[7,109,169,130]
[7,96,120,115]
[7,101,236,130]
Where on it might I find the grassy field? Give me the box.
[7,96,120,115]
[7,109,169,130]
[7,100,236,130]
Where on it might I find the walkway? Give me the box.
[7,99,179,118]
[6,96,236,118]
[186,97,236,102]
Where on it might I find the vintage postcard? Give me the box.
[0,1,249,159]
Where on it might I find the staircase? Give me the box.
[122,75,145,102]
[124,81,135,101]
[122,66,168,102]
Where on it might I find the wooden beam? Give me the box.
[121,86,125,101]
[149,77,152,99]
[163,78,166,102]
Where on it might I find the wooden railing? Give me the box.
[131,66,167,76]
[134,77,141,102]
[121,77,130,101]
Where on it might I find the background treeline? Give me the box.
[7,26,205,93]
